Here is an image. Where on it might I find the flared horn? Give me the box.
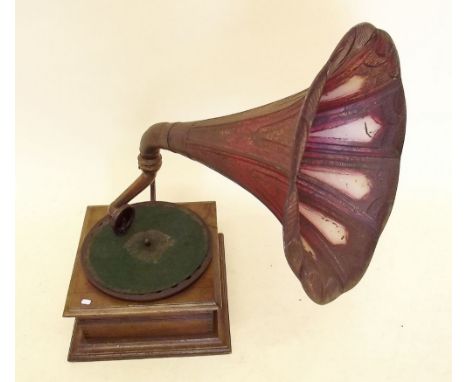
[110,22,406,304]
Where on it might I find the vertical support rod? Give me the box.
[150,180,156,201]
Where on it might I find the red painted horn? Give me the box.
[109,22,406,304]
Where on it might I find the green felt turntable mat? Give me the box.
[82,202,210,298]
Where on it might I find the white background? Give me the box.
[15,1,453,381]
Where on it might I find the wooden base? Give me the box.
[63,202,231,362]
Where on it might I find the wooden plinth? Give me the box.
[63,202,231,362]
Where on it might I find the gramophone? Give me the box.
[63,22,406,361]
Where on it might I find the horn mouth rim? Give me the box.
[282,22,405,304]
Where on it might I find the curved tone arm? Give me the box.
[107,124,168,234]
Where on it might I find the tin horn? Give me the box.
[108,22,406,304]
